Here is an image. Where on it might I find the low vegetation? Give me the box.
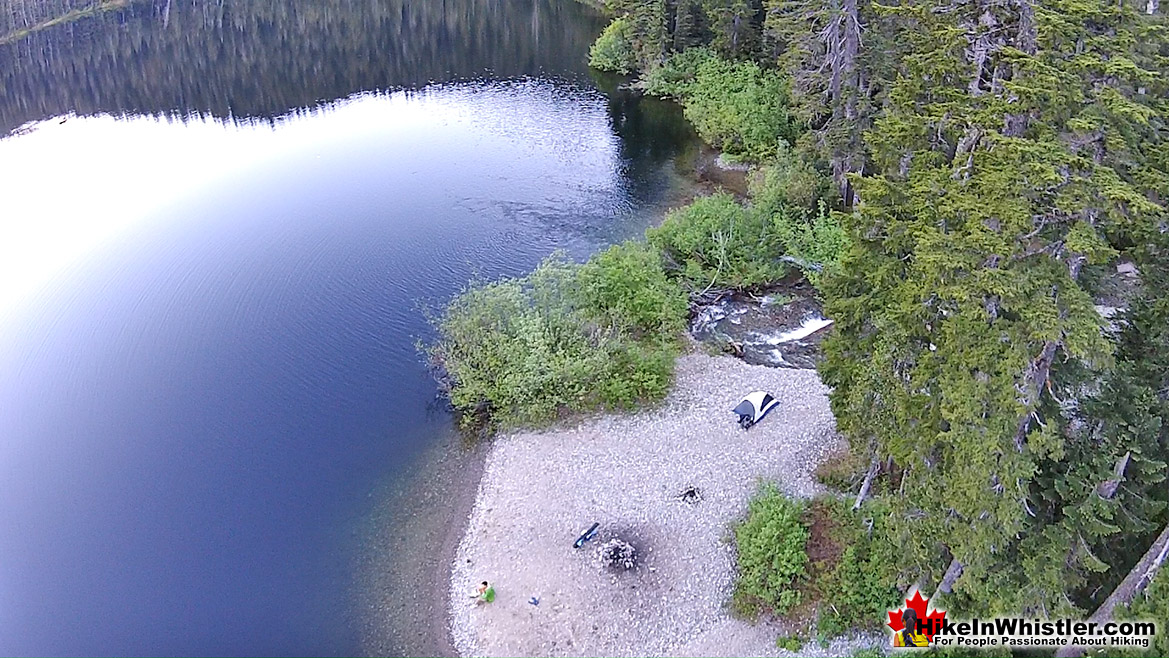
[430,245,686,430]
[648,192,788,291]
[646,155,848,292]
[587,16,637,74]
[731,485,901,640]
[731,484,809,618]
[643,48,796,162]
[749,159,847,286]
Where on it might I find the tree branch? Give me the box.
[933,557,964,599]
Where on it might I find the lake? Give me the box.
[0,1,697,655]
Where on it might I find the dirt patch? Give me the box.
[693,146,751,197]
[804,501,844,578]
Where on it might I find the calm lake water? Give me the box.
[0,1,696,655]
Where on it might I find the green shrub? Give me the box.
[589,17,638,74]
[774,202,849,287]
[646,153,846,292]
[577,241,689,339]
[749,158,850,288]
[644,48,797,161]
[749,150,833,214]
[648,192,787,290]
[431,249,685,430]
[776,634,804,652]
[732,483,810,619]
[641,47,715,96]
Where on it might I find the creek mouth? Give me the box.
[690,277,832,370]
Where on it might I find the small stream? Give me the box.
[690,278,832,370]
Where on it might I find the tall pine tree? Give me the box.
[822,0,1169,615]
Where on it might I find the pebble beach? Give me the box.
[447,353,873,657]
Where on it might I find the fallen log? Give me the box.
[1054,522,1169,658]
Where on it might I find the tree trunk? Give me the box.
[825,0,861,204]
[1054,523,1169,658]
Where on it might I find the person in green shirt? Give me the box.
[473,581,495,604]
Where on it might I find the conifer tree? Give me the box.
[822,0,1169,614]
[700,0,763,57]
[672,0,706,51]
[609,0,673,67]
[763,0,877,203]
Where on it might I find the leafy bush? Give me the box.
[589,17,637,74]
[732,483,810,619]
[577,241,689,338]
[648,192,787,290]
[641,47,715,96]
[774,202,849,287]
[749,149,833,213]
[776,634,804,652]
[643,48,797,161]
[430,248,685,430]
[750,158,850,287]
[646,149,846,292]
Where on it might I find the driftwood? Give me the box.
[1054,522,1169,658]
[853,456,880,510]
[688,287,733,309]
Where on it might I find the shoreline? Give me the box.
[357,426,489,657]
[446,353,875,657]
[430,438,490,657]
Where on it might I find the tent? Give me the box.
[733,391,778,429]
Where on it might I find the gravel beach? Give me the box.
[448,353,872,657]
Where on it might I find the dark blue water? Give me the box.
[0,2,696,655]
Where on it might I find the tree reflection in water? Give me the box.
[0,0,606,134]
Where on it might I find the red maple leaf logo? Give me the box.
[887,589,947,642]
